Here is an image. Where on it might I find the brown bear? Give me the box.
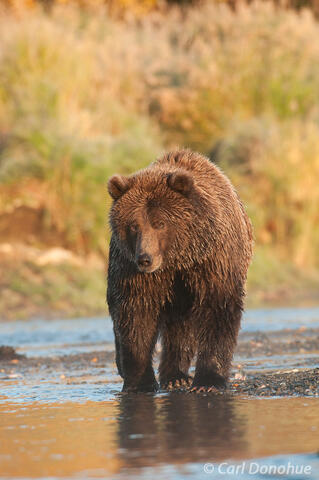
[107,149,253,393]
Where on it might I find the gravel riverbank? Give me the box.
[1,326,318,398]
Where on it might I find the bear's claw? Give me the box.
[188,385,221,394]
[161,376,193,391]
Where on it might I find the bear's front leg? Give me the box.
[117,319,159,393]
[191,351,229,392]
[190,300,242,392]
[114,329,123,378]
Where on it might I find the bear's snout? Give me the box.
[135,250,162,273]
[137,253,152,268]
[134,228,163,272]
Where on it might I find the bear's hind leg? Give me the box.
[191,301,242,392]
[159,317,195,390]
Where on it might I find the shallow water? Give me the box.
[0,308,319,479]
[1,396,318,479]
[1,306,319,358]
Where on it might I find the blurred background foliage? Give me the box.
[2,0,319,17]
[0,0,318,317]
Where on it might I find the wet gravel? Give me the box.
[229,368,319,397]
[0,327,318,398]
[237,327,319,357]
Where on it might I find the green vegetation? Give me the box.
[0,1,319,318]
[0,257,107,320]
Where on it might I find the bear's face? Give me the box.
[119,209,169,273]
[108,170,196,273]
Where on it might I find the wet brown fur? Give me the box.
[107,149,253,392]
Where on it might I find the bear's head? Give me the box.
[108,168,200,273]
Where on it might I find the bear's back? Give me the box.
[156,149,253,258]
[156,149,214,178]
[155,149,239,207]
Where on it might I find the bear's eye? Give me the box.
[129,224,139,233]
[154,221,165,230]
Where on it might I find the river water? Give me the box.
[0,308,319,479]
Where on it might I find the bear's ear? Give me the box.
[108,174,131,200]
[167,171,194,197]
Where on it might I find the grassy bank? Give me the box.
[0,2,319,318]
[0,245,107,320]
[0,244,318,321]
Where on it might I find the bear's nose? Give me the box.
[137,253,152,267]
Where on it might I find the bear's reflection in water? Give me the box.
[116,393,247,468]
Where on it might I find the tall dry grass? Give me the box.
[214,119,319,268]
[0,8,162,252]
[0,1,318,271]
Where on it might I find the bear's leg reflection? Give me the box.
[116,393,247,469]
